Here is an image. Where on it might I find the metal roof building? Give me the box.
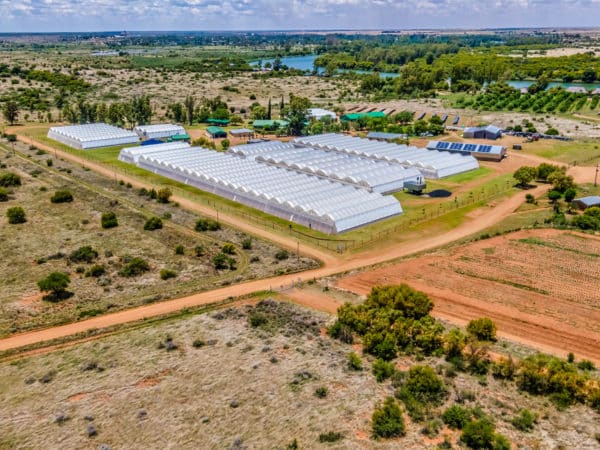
[134,124,186,140]
[427,141,506,161]
[253,120,289,129]
[463,125,503,140]
[229,141,422,194]
[293,134,479,179]
[573,196,600,210]
[367,131,408,142]
[48,123,139,150]
[206,126,227,138]
[341,111,386,121]
[120,145,403,234]
[308,108,337,121]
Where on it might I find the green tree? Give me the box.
[444,328,467,359]
[6,206,26,224]
[0,172,21,187]
[442,405,472,430]
[372,359,395,382]
[101,212,118,229]
[50,190,73,203]
[144,216,163,231]
[461,420,495,449]
[347,352,363,371]
[401,365,447,405]
[284,94,311,136]
[156,187,172,204]
[548,190,562,203]
[547,171,575,193]
[372,397,406,439]
[267,98,272,120]
[564,188,577,203]
[513,166,537,188]
[2,100,19,125]
[467,318,497,342]
[220,139,230,151]
[37,272,71,300]
[184,95,195,125]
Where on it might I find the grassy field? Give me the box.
[1,298,598,449]
[0,141,317,336]
[521,139,600,165]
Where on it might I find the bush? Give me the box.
[69,246,98,263]
[156,187,172,204]
[194,245,205,257]
[461,420,495,449]
[241,237,253,250]
[400,365,447,405]
[85,264,105,278]
[160,269,177,280]
[212,253,229,270]
[525,193,535,204]
[0,187,9,202]
[101,212,118,229]
[467,318,497,342]
[192,339,205,348]
[442,405,472,430]
[195,218,221,231]
[0,172,21,187]
[50,190,73,203]
[326,320,354,344]
[372,397,406,439]
[564,188,577,203]
[511,409,537,432]
[545,127,559,136]
[372,359,395,382]
[175,244,185,255]
[118,257,150,277]
[577,359,595,371]
[275,249,289,260]
[37,272,71,301]
[314,386,328,398]
[6,206,26,224]
[318,431,343,443]
[347,352,363,371]
[144,216,163,231]
[491,356,517,380]
[548,190,562,202]
[222,242,236,255]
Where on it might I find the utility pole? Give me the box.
[595,163,599,187]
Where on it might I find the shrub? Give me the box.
[444,328,466,359]
[195,218,221,231]
[160,269,177,280]
[6,206,26,224]
[400,365,447,405]
[50,190,73,203]
[326,320,354,344]
[37,272,71,301]
[212,253,229,270]
[525,193,535,204]
[46,159,53,167]
[461,420,495,449]
[545,127,559,136]
[442,405,472,430]
[347,352,363,371]
[314,386,328,398]
[564,188,577,203]
[118,257,150,277]
[577,359,595,371]
[156,187,172,204]
[548,190,562,202]
[194,245,205,257]
[69,246,98,263]
[86,264,105,278]
[144,216,163,231]
[511,409,537,432]
[174,244,185,255]
[222,242,236,255]
[318,431,343,443]
[192,339,205,348]
[241,237,253,249]
[491,356,517,380]
[372,397,405,439]
[0,187,8,202]
[275,249,289,260]
[0,172,21,187]
[101,212,118,229]
[467,317,497,342]
[372,359,395,382]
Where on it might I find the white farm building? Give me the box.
[134,124,186,140]
[48,123,139,150]
[119,144,403,234]
[308,108,337,121]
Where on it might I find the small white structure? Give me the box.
[48,123,139,150]
[134,124,186,140]
[566,86,588,94]
[308,108,337,121]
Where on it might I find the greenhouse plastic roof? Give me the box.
[293,134,479,179]
[48,123,139,149]
[229,141,422,194]
[118,142,191,164]
[134,124,185,136]
[121,145,403,234]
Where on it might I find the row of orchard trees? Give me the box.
[60,95,152,128]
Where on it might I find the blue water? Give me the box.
[251,54,399,78]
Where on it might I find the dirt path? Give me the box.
[0,131,547,352]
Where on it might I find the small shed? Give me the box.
[229,128,254,139]
[207,118,230,126]
[308,108,337,121]
[367,131,408,142]
[168,133,191,142]
[573,196,600,210]
[252,120,289,130]
[463,125,502,140]
[206,127,227,138]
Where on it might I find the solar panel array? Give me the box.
[293,134,479,179]
[230,141,422,194]
[121,145,403,234]
[429,141,504,156]
[48,123,139,150]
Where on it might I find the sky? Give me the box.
[1,0,600,33]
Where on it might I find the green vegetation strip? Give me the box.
[517,236,600,258]
[453,268,550,296]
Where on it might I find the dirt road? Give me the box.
[0,131,547,352]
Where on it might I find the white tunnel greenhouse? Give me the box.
[133,124,186,140]
[48,123,139,150]
[122,145,403,234]
[229,141,422,194]
[118,142,191,164]
[293,134,479,179]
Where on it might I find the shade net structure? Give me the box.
[293,134,479,179]
[118,142,191,164]
[134,124,186,140]
[121,145,403,234]
[48,123,139,150]
[229,141,422,194]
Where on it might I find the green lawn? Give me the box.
[522,139,600,165]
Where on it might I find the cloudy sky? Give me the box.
[1,0,599,32]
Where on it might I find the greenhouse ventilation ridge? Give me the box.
[293,134,479,179]
[229,141,422,194]
[48,123,139,149]
[119,145,403,234]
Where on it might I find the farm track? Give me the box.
[0,128,586,359]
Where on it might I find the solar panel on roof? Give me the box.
[437,142,450,149]
[450,143,463,150]
[479,145,492,153]
[464,144,477,151]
